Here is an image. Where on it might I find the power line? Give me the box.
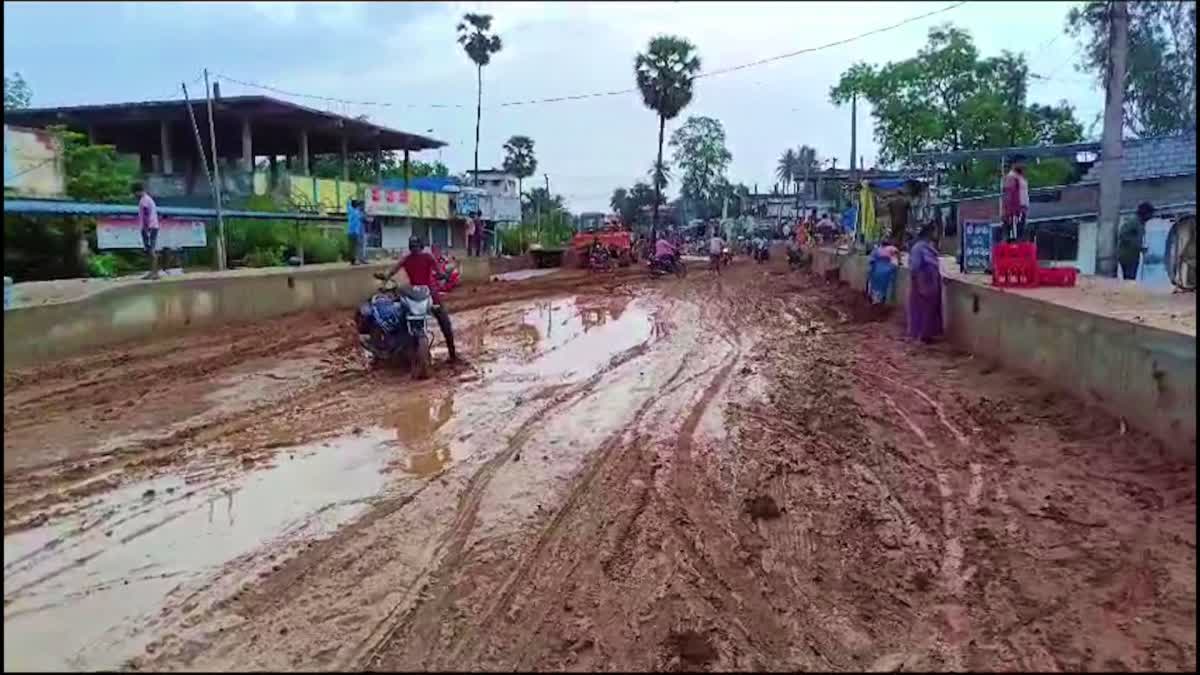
[212,2,968,111]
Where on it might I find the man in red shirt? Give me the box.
[384,235,459,363]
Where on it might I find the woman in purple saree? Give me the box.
[907,224,943,343]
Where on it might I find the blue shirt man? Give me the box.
[347,199,367,264]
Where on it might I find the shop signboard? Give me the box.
[960,220,995,273]
[365,186,410,217]
[96,217,207,249]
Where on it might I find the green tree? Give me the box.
[502,135,537,197]
[4,71,31,110]
[1066,0,1196,137]
[457,12,503,187]
[310,153,448,183]
[521,186,564,222]
[830,24,1085,191]
[635,35,701,236]
[669,115,732,211]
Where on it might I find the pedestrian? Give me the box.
[867,240,900,306]
[1002,155,1030,241]
[347,199,366,265]
[133,182,160,280]
[465,212,478,256]
[1118,202,1154,280]
[907,224,943,344]
[709,227,725,274]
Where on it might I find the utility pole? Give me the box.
[1096,0,1129,278]
[542,173,550,244]
[182,82,221,268]
[849,92,858,183]
[203,69,227,270]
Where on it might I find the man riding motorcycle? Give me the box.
[382,235,460,363]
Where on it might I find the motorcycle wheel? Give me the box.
[412,334,432,380]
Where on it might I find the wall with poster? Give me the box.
[365,186,410,217]
[96,217,208,250]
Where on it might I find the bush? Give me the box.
[296,229,348,264]
[243,246,286,268]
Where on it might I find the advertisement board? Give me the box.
[364,186,410,217]
[97,217,208,250]
[960,220,996,274]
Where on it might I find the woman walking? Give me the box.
[907,224,943,343]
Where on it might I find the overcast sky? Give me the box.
[4,1,1103,212]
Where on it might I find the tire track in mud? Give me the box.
[355,315,663,669]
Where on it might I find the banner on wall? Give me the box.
[96,217,207,250]
[365,186,410,217]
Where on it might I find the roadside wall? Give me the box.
[4,255,547,368]
[814,249,1196,460]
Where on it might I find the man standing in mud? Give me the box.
[383,235,460,364]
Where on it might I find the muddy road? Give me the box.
[3,262,1195,672]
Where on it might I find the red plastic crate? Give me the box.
[993,242,1037,262]
[1037,266,1078,287]
[992,259,1040,287]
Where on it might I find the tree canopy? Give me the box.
[1066,0,1196,137]
[670,115,732,208]
[457,13,503,68]
[309,153,449,184]
[830,24,1085,190]
[4,71,31,110]
[502,135,537,191]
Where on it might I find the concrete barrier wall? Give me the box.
[4,264,389,368]
[4,256,548,368]
[815,249,1196,460]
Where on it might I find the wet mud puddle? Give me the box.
[2,295,659,672]
[2,433,393,672]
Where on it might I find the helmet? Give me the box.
[408,235,423,253]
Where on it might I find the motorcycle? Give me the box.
[754,242,770,264]
[649,251,688,278]
[356,273,435,379]
[433,254,461,294]
[589,245,614,272]
[720,246,733,268]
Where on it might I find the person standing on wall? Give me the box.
[133,182,160,280]
[1002,155,1030,242]
[347,199,367,265]
[1118,202,1154,281]
[464,212,477,257]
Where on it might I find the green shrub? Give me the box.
[243,246,286,268]
[86,253,118,278]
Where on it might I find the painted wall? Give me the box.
[3,125,65,198]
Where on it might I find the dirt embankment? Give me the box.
[4,261,1194,672]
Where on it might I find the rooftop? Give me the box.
[1080,132,1196,183]
[3,95,446,155]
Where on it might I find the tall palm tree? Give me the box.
[502,135,537,198]
[457,13,503,187]
[776,149,797,195]
[796,145,818,203]
[635,35,701,238]
[648,159,671,193]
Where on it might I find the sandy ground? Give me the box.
[3,260,1195,672]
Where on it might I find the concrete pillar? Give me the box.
[159,120,174,174]
[340,134,349,181]
[241,118,253,173]
[298,130,309,176]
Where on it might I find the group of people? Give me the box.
[865,223,944,344]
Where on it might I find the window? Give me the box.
[1034,221,1079,261]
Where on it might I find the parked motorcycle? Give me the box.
[649,252,688,278]
[356,274,434,378]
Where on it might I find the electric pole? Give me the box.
[203,69,227,270]
[1096,0,1129,278]
[850,92,858,184]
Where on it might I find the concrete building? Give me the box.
[464,169,522,223]
[3,94,445,212]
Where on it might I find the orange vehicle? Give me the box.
[571,214,636,268]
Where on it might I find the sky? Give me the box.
[3,1,1104,212]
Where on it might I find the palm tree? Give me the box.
[502,135,537,198]
[634,35,701,238]
[648,160,671,193]
[776,149,797,195]
[457,13,503,187]
[796,145,818,203]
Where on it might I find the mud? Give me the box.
[3,261,1195,672]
